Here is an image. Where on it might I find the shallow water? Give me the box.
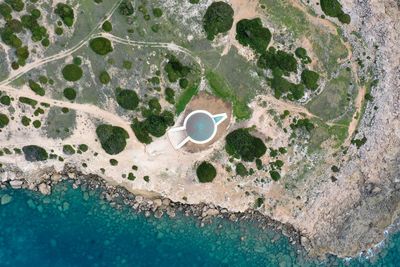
[0,182,399,267]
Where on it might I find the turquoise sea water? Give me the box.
[0,181,399,267]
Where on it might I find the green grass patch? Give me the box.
[175,82,199,114]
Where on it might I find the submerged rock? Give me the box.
[1,194,12,205]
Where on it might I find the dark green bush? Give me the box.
[102,21,112,32]
[152,8,163,17]
[63,144,75,155]
[236,18,271,54]
[110,159,118,166]
[96,124,129,155]
[179,78,189,89]
[63,87,77,100]
[118,0,134,16]
[148,98,161,114]
[6,19,23,33]
[235,162,248,176]
[351,136,367,149]
[164,55,190,83]
[28,79,45,96]
[196,161,217,183]
[269,75,304,100]
[301,69,320,90]
[99,71,111,84]
[5,0,24,12]
[0,3,12,20]
[89,37,113,55]
[55,3,74,27]
[0,114,9,128]
[19,97,37,107]
[225,128,266,162]
[0,95,11,105]
[32,120,41,128]
[165,87,175,104]
[131,119,152,144]
[22,145,48,161]
[62,64,83,81]
[78,144,88,152]
[270,170,281,181]
[320,0,351,24]
[203,1,234,40]
[295,47,311,64]
[115,88,139,110]
[258,48,298,74]
[290,118,314,132]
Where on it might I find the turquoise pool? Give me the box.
[186,112,216,142]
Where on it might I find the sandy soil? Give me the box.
[221,0,260,58]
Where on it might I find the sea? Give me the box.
[0,181,399,267]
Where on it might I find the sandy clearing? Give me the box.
[221,0,260,57]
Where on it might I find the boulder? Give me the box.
[38,183,51,195]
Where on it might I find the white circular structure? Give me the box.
[169,110,227,149]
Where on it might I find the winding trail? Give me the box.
[1,85,136,139]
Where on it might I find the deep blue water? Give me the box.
[0,182,399,267]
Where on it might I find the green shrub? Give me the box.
[179,78,189,89]
[270,170,281,181]
[351,136,367,149]
[22,145,48,161]
[55,3,74,27]
[152,8,163,17]
[123,60,132,69]
[55,27,63,35]
[99,71,111,84]
[131,119,152,144]
[165,87,175,104]
[15,46,29,65]
[236,18,271,54]
[19,97,37,107]
[6,19,23,33]
[115,88,139,110]
[110,159,118,166]
[144,114,169,137]
[0,114,9,128]
[118,0,134,16]
[148,98,161,114]
[32,120,41,128]
[301,69,320,90]
[258,48,298,74]
[102,21,112,32]
[203,1,234,40]
[63,144,75,155]
[63,87,77,100]
[295,47,311,64]
[320,0,351,24]
[21,116,31,126]
[189,0,200,3]
[62,64,83,81]
[235,162,248,176]
[96,124,129,155]
[28,79,45,96]
[5,0,24,12]
[78,144,88,152]
[89,37,113,55]
[196,161,217,183]
[225,128,266,162]
[0,95,10,105]
[164,55,190,83]
[0,3,12,20]
[290,118,314,132]
[269,75,304,100]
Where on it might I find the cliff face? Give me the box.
[296,0,400,257]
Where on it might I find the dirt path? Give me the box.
[0,84,137,143]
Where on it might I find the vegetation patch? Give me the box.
[301,69,320,90]
[99,71,111,84]
[320,0,351,24]
[269,75,305,100]
[96,124,129,155]
[0,114,9,128]
[225,128,266,162]
[203,1,234,40]
[89,37,113,55]
[19,97,37,107]
[118,0,134,16]
[55,3,74,27]
[63,87,77,100]
[101,21,112,32]
[22,145,48,161]
[63,144,75,155]
[131,110,174,144]
[164,55,191,83]
[115,88,139,110]
[196,161,217,183]
[258,47,298,74]
[62,64,83,81]
[28,79,45,96]
[236,18,271,54]
[0,95,11,105]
